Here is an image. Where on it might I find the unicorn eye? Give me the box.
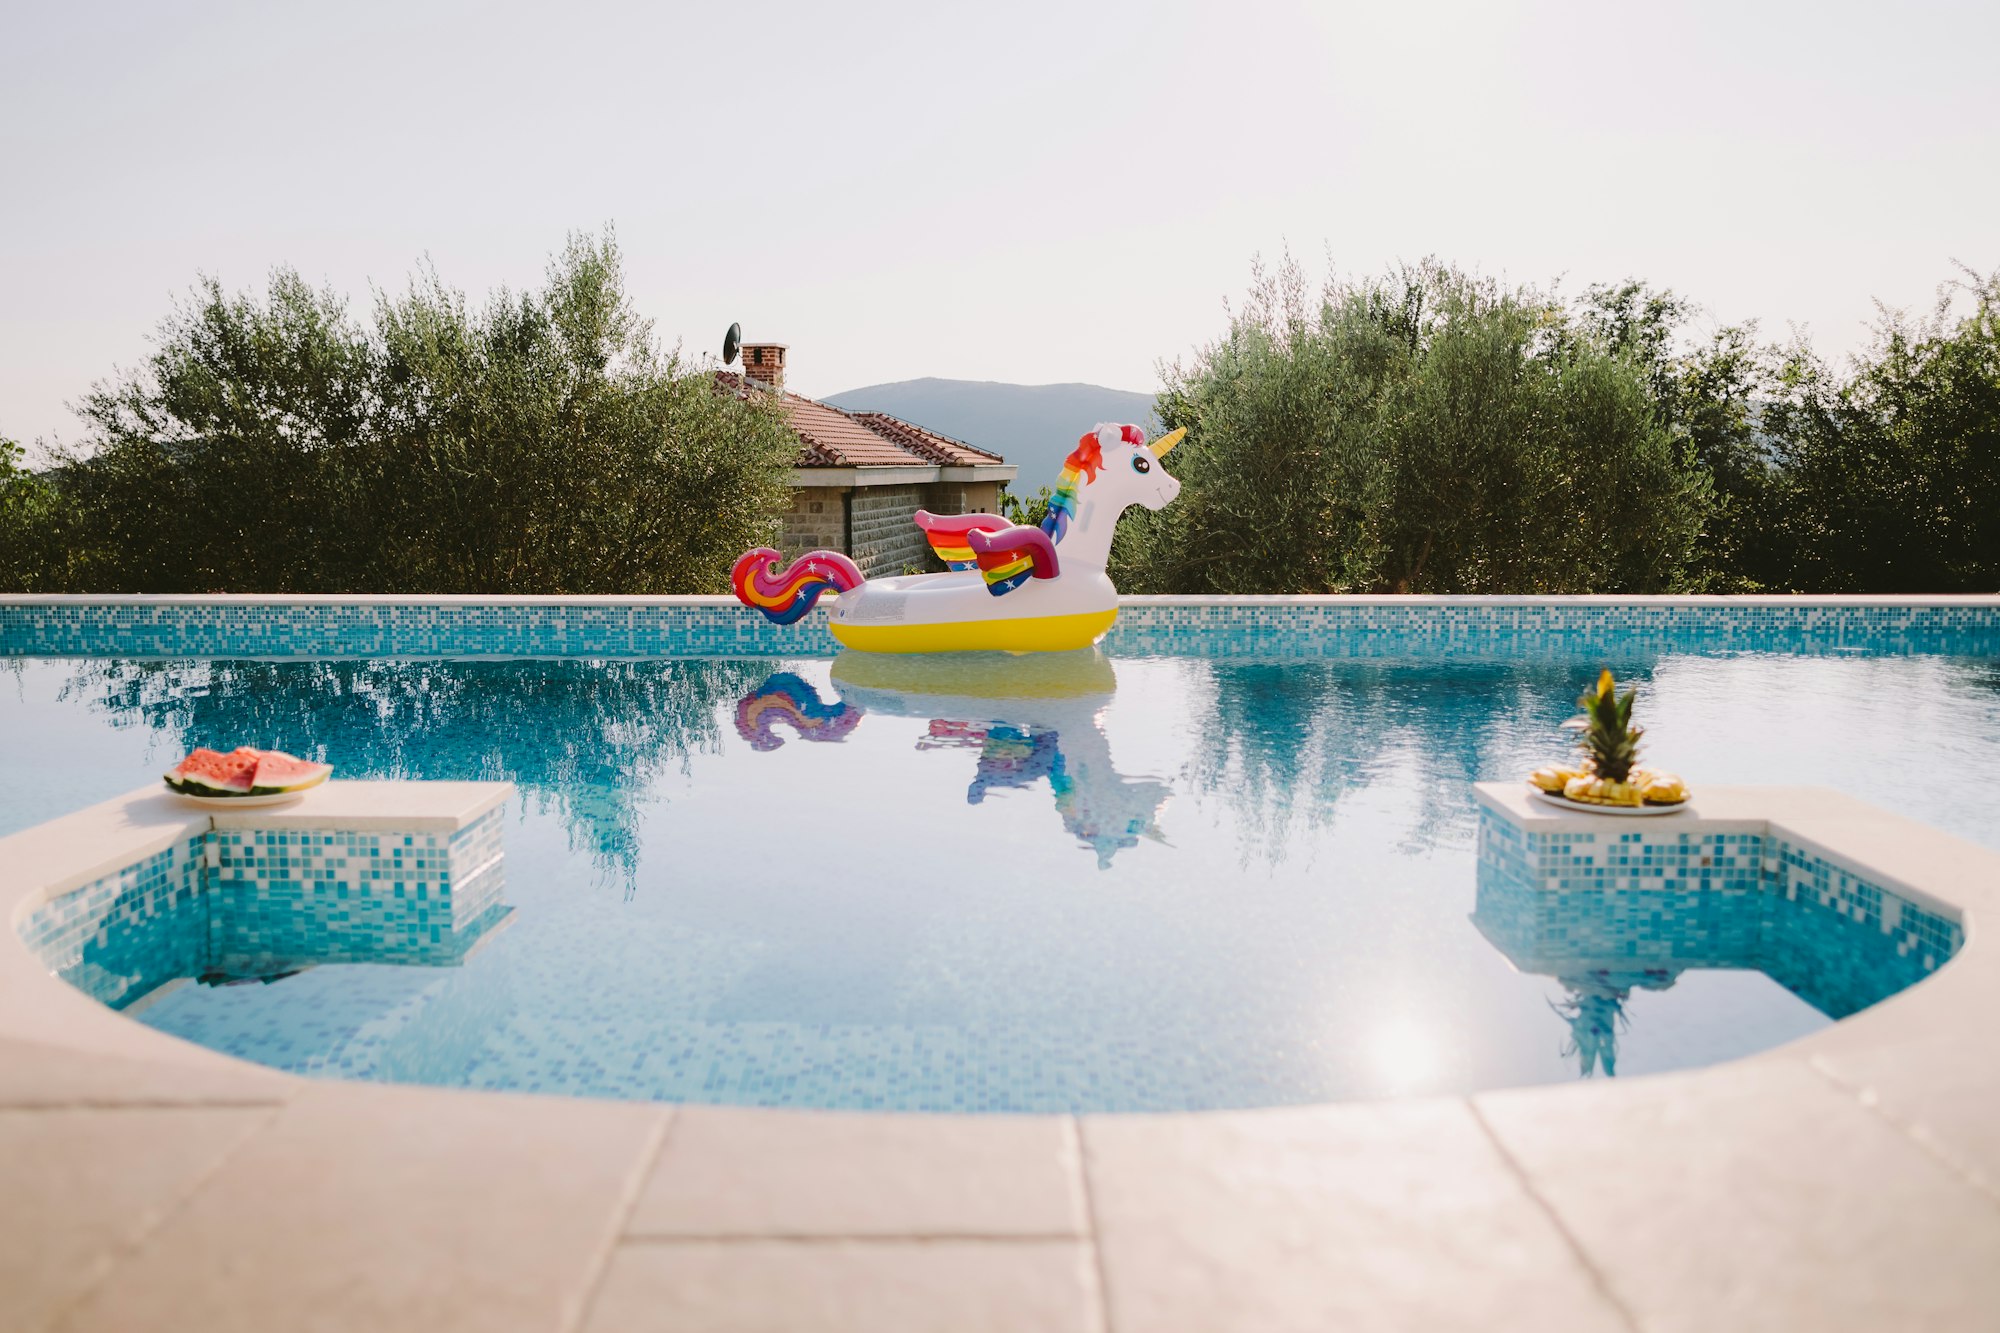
[1131,454,1152,474]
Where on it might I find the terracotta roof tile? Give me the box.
[848,412,1006,467]
[714,371,1010,471]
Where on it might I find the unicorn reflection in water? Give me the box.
[733,423,1185,654]
[732,672,864,751]
[731,651,1170,867]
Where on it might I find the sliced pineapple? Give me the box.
[1564,774,1643,807]
[1640,771,1689,805]
[1528,764,1583,793]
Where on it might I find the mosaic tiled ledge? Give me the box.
[16,782,513,1010]
[3,593,1999,659]
[1473,788,1962,1022]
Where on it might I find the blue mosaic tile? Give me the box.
[1474,809,1963,1020]
[21,807,509,1008]
[18,836,206,1008]
[4,597,1998,659]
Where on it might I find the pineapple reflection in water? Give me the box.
[1528,670,1689,809]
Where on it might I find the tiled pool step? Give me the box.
[5,784,2000,1330]
[1473,792,1963,1022]
[5,783,511,1041]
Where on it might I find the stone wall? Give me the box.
[780,488,847,559]
[850,484,930,576]
[926,481,1003,519]
[780,481,1007,573]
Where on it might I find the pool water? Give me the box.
[5,647,1998,1112]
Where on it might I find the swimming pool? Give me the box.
[5,598,1998,1111]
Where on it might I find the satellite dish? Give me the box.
[723,322,742,365]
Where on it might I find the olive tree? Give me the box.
[40,231,795,594]
[1118,259,1711,594]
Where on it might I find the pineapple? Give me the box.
[1563,670,1645,806]
[1526,669,1689,807]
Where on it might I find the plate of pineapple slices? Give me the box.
[1527,768,1690,816]
[1525,670,1691,815]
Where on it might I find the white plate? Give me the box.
[166,788,318,808]
[1529,787,1689,817]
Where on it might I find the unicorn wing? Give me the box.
[913,510,1011,571]
[910,510,1060,594]
[965,523,1060,596]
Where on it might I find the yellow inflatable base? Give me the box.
[828,609,1118,655]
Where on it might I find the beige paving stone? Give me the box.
[1814,1035,2000,1199]
[1081,1098,1627,1333]
[0,1036,294,1108]
[1476,1058,2000,1333]
[627,1105,1084,1239]
[57,1080,668,1333]
[0,1105,273,1333]
[582,1238,1101,1333]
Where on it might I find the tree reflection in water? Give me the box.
[1548,969,1681,1077]
[1179,658,1662,860]
[59,657,772,884]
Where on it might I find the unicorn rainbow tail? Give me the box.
[731,547,864,626]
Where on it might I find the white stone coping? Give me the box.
[6,781,2000,1329]
[6,592,2000,607]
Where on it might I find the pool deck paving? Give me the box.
[4,781,2000,1331]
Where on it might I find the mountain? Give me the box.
[822,378,1158,493]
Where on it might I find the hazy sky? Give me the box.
[3,0,1994,453]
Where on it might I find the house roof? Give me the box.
[716,371,1008,471]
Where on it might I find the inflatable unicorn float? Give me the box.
[732,422,1185,654]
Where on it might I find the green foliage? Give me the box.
[1761,268,2000,592]
[998,484,1053,529]
[1117,259,1710,594]
[11,243,1998,598]
[1122,258,2000,595]
[0,436,70,591]
[1577,283,1781,589]
[17,232,794,594]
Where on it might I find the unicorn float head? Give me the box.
[732,422,1185,654]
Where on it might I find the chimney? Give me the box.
[741,342,788,391]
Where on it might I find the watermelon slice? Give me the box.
[165,747,331,797]
[247,750,331,794]
[165,747,258,795]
